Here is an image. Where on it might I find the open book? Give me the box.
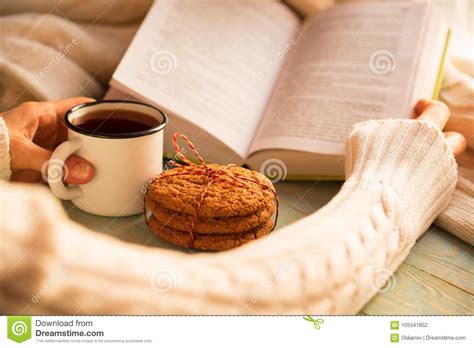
[106,0,449,180]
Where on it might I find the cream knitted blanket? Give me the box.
[0,0,472,314]
[0,119,459,314]
[0,0,472,242]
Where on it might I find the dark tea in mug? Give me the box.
[73,109,161,135]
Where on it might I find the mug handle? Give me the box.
[48,138,85,200]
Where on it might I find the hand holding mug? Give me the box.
[47,100,167,217]
[3,98,167,217]
[2,97,95,184]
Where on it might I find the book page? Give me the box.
[250,2,430,156]
[409,7,449,104]
[111,0,298,158]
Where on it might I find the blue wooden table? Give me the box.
[65,180,474,314]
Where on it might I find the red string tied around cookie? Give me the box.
[144,132,279,248]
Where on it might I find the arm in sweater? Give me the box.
[0,119,460,314]
[0,117,12,180]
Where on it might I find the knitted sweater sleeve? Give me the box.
[0,117,12,180]
[0,119,459,314]
[436,175,474,245]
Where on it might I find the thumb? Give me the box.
[444,131,467,157]
[18,141,95,185]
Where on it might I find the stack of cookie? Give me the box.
[145,164,277,251]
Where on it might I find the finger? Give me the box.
[10,170,42,183]
[444,131,467,157]
[14,141,95,184]
[415,99,450,130]
[414,99,430,116]
[46,96,95,118]
[63,156,95,185]
[35,97,95,147]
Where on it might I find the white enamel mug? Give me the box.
[48,100,167,217]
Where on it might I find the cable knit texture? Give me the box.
[436,60,474,244]
[0,0,471,244]
[0,0,471,315]
[436,175,474,245]
[0,119,458,314]
[0,116,12,180]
